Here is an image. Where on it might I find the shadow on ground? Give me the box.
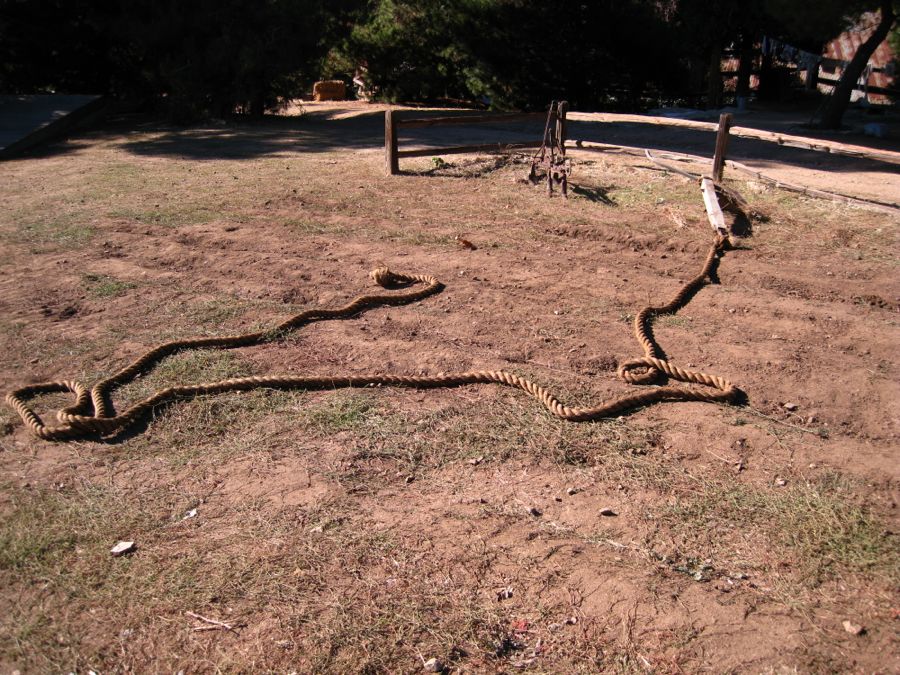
[571,184,617,205]
[566,119,900,177]
[10,108,900,184]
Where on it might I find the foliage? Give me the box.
[332,0,467,103]
[115,0,333,120]
[0,0,896,117]
[815,1,896,127]
[763,0,853,45]
[0,0,118,94]
[0,0,354,121]
[465,0,687,110]
[339,0,689,110]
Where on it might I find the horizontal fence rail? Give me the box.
[565,112,900,166]
[384,106,900,211]
[398,111,546,129]
[398,141,543,159]
[385,109,556,174]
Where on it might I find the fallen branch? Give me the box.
[185,611,239,633]
[700,178,728,236]
[712,179,750,212]
[572,141,900,214]
[645,150,754,216]
[738,407,828,437]
[723,158,900,214]
[644,149,698,181]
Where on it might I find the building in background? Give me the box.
[821,11,896,103]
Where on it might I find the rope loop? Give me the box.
[6,247,741,441]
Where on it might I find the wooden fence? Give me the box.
[572,113,900,213]
[564,111,900,166]
[384,108,565,175]
[386,106,899,177]
[383,105,899,213]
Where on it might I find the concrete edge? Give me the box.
[0,96,111,160]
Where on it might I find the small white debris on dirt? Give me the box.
[423,657,443,672]
[783,402,799,411]
[599,507,617,516]
[110,541,135,557]
[181,508,198,521]
[842,620,865,635]
[774,478,787,487]
[185,610,237,632]
[468,456,483,466]
[497,586,514,600]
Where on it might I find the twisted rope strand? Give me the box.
[6,240,739,441]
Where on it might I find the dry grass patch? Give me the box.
[0,480,615,672]
[1,115,898,672]
[659,471,898,588]
[14,216,95,252]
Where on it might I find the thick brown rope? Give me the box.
[6,238,739,441]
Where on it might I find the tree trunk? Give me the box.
[707,43,724,109]
[628,71,644,111]
[249,93,266,117]
[736,34,753,100]
[805,45,823,92]
[757,53,777,101]
[819,2,896,129]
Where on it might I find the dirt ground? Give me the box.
[0,106,898,673]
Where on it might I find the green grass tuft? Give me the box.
[110,205,215,228]
[299,391,378,434]
[662,472,897,586]
[19,219,93,249]
[82,273,137,298]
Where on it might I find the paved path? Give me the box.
[0,94,101,157]
[373,105,899,206]
[292,102,899,206]
[49,99,897,207]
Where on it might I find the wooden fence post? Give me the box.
[555,100,569,149]
[712,113,732,181]
[385,109,399,175]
